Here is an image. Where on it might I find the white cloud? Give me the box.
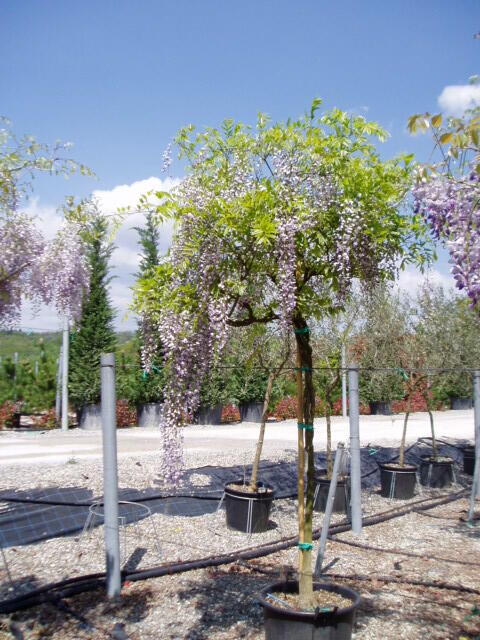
[438,83,480,116]
[395,267,455,298]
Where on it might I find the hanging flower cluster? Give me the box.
[0,215,90,327]
[413,170,480,312]
[33,221,91,321]
[0,214,44,326]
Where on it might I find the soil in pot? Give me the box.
[314,474,350,515]
[449,396,473,410]
[463,445,475,475]
[379,462,417,499]
[369,401,392,415]
[419,455,455,488]
[258,580,360,640]
[224,481,274,533]
[196,404,223,425]
[239,401,264,423]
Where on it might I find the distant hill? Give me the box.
[0,330,135,362]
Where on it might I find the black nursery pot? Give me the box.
[239,401,265,423]
[258,580,360,640]
[463,446,475,476]
[369,401,392,416]
[379,462,417,499]
[314,475,350,515]
[419,455,454,488]
[224,481,274,533]
[449,396,473,410]
[196,403,223,425]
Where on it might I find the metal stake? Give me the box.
[101,353,121,598]
[468,370,480,522]
[348,363,362,534]
[314,443,345,577]
[55,347,63,423]
[342,344,347,418]
[61,318,69,432]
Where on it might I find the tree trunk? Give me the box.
[423,385,438,460]
[295,316,315,609]
[399,397,411,467]
[249,373,274,491]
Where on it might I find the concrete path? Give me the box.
[0,409,475,466]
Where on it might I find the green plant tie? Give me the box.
[298,423,314,432]
[295,367,312,372]
[396,367,408,381]
[151,365,161,374]
[369,447,380,456]
[298,542,313,551]
[71,333,75,343]
[142,370,147,380]
[294,327,310,334]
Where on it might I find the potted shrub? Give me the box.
[356,287,407,416]
[224,326,291,533]
[134,101,429,631]
[311,320,352,515]
[196,365,229,425]
[413,284,456,488]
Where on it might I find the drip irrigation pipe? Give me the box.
[327,535,480,568]
[0,488,467,615]
[322,572,480,596]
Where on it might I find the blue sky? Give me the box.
[1,1,479,329]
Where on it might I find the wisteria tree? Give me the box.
[0,118,92,326]
[410,79,480,312]
[136,101,431,607]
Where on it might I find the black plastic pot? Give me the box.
[449,396,473,410]
[77,403,102,430]
[136,402,163,428]
[239,401,265,423]
[258,580,360,640]
[196,404,223,425]
[419,455,454,488]
[464,445,475,475]
[9,412,21,429]
[379,462,417,499]
[224,481,274,533]
[369,401,392,415]
[314,475,350,515]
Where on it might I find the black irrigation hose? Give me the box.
[327,535,480,568]
[323,572,480,596]
[0,488,467,615]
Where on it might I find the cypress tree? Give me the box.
[134,211,163,403]
[69,211,116,408]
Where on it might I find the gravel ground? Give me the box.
[0,437,479,639]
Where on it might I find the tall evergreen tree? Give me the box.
[133,211,164,403]
[69,209,116,408]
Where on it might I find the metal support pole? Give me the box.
[314,443,345,577]
[101,353,121,598]
[342,343,347,418]
[61,318,69,432]
[34,361,38,379]
[468,370,480,522]
[13,352,18,383]
[55,348,62,422]
[348,363,362,534]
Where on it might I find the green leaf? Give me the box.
[439,132,453,145]
[310,98,323,120]
[431,114,442,128]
